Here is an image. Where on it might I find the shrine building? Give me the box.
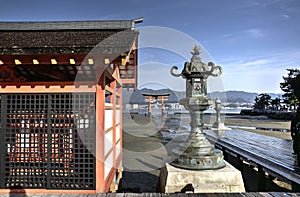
[0,18,142,194]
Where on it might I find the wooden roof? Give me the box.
[0,20,141,87]
[0,20,140,55]
[0,20,136,31]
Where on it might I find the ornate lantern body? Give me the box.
[170,45,225,170]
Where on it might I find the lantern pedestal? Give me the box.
[163,45,244,193]
[211,98,231,131]
[212,122,231,131]
[159,162,245,193]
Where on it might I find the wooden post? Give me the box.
[237,156,244,172]
[95,81,105,192]
[161,96,165,115]
[111,78,117,169]
[133,49,138,90]
[148,97,152,115]
[292,181,300,192]
[223,148,228,161]
[257,166,266,191]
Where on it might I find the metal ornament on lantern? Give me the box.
[170,45,226,170]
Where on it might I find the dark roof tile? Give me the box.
[0,20,142,55]
[0,30,138,55]
[0,20,134,31]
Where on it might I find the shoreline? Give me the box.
[165,113,292,140]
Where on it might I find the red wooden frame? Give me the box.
[0,56,126,194]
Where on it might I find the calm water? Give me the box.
[127,108,246,115]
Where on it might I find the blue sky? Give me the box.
[1,0,299,93]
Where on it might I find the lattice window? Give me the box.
[0,93,96,189]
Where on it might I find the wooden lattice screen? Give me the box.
[0,93,96,189]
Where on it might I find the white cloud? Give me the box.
[216,49,300,93]
[137,49,300,93]
[239,58,274,67]
[222,33,233,38]
[244,28,264,38]
[282,14,290,19]
[218,49,300,70]
[218,28,265,43]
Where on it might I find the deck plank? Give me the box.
[204,129,300,185]
[5,193,300,196]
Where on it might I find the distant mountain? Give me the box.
[122,89,282,105]
[208,91,258,103]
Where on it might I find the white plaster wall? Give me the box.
[104,131,113,156]
[104,151,114,180]
[116,109,120,124]
[116,126,121,142]
[116,141,121,158]
[104,110,113,131]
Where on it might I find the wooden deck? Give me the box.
[204,129,300,187]
[1,192,299,196]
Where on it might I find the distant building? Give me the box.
[132,104,139,109]
[0,19,141,194]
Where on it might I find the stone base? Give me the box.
[172,149,226,170]
[212,122,231,131]
[159,162,245,193]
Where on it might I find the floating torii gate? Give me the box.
[142,93,170,115]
